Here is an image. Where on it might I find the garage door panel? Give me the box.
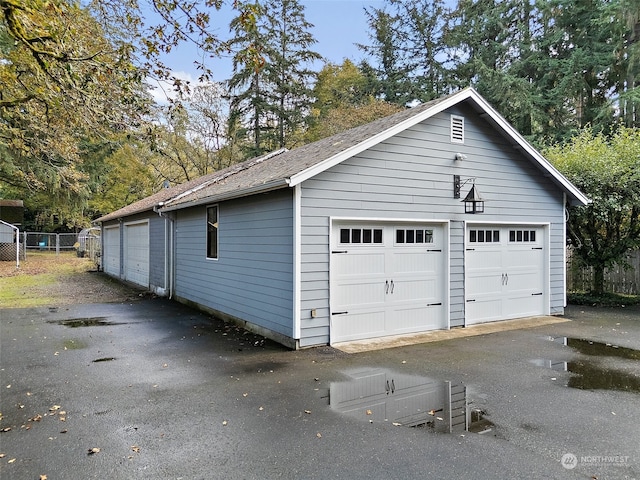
[391,251,438,274]
[334,252,385,276]
[393,304,444,332]
[333,279,386,308]
[466,298,503,323]
[331,310,386,343]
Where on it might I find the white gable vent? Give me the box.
[451,115,464,143]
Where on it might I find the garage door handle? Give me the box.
[427,303,442,306]
[532,292,543,296]
[385,280,389,294]
[332,250,348,254]
[332,311,348,315]
[427,249,442,252]
[532,247,543,250]
[390,280,394,294]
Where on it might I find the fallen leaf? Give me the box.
[222,420,228,426]
[365,409,373,415]
[242,393,248,397]
[162,364,168,368]
[316,432,322,438]
[304,410,312,414]
[49,405,61,412]
[392,422,402,426]
[8,458,16,463]
[87,448,100,455]
[0,453,5,458]
[1,427,11,432]
[60,429,68,434]
[259,406,264,411]
[131,446,140,453]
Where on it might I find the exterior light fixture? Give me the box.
[455,153,467,162]
[453,175,485,214]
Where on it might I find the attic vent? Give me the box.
[451,115,464,143]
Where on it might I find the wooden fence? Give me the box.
[567,249,639,295]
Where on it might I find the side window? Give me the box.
[207,206,218,259]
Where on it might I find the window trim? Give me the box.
[206,205,219,260]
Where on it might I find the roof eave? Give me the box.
[159,179,290,213]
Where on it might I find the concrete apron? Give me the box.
[333,315,570,353]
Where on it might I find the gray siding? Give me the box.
[173,190,294,339]
[298,103,566,346]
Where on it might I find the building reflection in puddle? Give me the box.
[330,368,493,434]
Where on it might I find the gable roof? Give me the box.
[96,87,588,223]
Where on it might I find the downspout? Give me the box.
[154,203,174,299]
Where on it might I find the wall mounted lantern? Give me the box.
[453,175,485,214]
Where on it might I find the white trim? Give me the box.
[287,88,589,206]
[293,185,302,340]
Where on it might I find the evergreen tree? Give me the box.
[262,0,321,149]
[227,0,319,157]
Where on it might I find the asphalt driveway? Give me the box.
[1,299,639,479]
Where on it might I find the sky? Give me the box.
[151,0,384,100]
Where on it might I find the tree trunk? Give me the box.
[592,264,605,294]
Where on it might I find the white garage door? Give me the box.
[465,225,546,325]
[124,221,149,287]
[331,223,446,343]
[103,226,120,276]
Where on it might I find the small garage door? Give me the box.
[103,226,120,276]
[124,221,149,287]
[331,223,446,343]
[465,225,546,325]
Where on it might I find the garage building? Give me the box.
[96,88,588,349]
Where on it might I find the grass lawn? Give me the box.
[0,252,96,308]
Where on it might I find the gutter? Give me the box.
[153,203,174,299]
[159,179,290,213]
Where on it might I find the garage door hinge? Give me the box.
[532,292,543,296]
[427,302,442,306]
[332,250,348,254]
[332,311,348,315]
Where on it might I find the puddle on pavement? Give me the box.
[531,358,640,393]
[547,336,640,360]
[92,357,116,363]
[49,317,125,328]
[534,336,640,393]
[330,368,493,435]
